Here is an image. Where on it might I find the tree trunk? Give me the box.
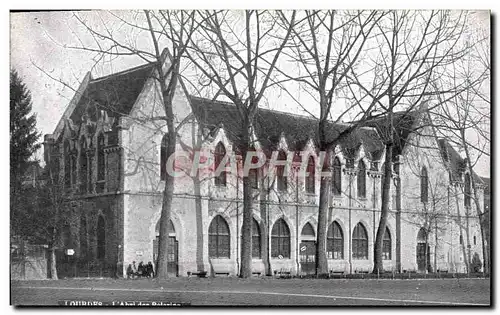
[373,144,393,273]
[315,176,330,275]
[260,183,271,276]
[240,168,253,278]
[48,246,58,280]
[156,132,176,279]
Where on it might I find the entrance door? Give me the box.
[153,220,178,276]
[300,223,316,275]
[300,241,316,274]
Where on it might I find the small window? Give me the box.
[357,160,366,198]
[276,151,287,192]
[421,167,429,203]
[252,219,261,258]
[332,157,342,196]
[249,169,259,189]
[464,173,471,208]
[160,134,168,180]
[460,234,463,245]
[271,218,290,258]
[97,133,105,181]
[473,235,477,246]
[382,227,391,260]
[214,142,227,186]
[327,221,344,259]
[64,140,71,189]
[305,156,315,194]
[79,136,88,194]
[352,223,368,260]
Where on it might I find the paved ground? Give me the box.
[11,277,491,306]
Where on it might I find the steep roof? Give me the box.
[438,138,484,185]
[70,63,155,123]
[189,96,384,157]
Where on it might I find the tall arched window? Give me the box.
[160,134,168,180]
[357,160,366,198]
[80,215,87,259]
[306,156,315,194]
[97,215,106,260]
[208,215,230,258]
[214,142,227,186]
[97,133,105,181]
[382,227,392,260]
[276,151,287,192]
[464,173,471,208]
[252,219,261,258]
[421,167,429,203]
[64,140,71,190]
[327,221,344,259]
[79,136,87,193]
[271,218,290,258]
[352,223,368,260]
[332,157,342,196]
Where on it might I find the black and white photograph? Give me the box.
[9,7,491,307]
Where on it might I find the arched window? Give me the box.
[306,156,315,194]
[357,160,366,198]
[301,222,315,238]
[208,215,230,258]
[332,157,342,196]
[464,173,471,208]
[352,223,368,260]
[160,134,168,180]
[473,235,476,246]
[276,151,287,192]
[214,142,227,186]
[271,218,290,258]
[64,140,71,189]
[80,215,87,259]
[460,234,463,245]
[97,133,105,181]
[421,167,429,203]
[79,136,87,193]
[327,221,344,259]
[252,219,261,258]
[97,215,106,260]
[383,227,392,260]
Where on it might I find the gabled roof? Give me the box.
[189,96,384,157]
[70,63,155,123]
[438,138,484,185]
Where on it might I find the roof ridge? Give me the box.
[188,95,354,127]
[91,62,155,83]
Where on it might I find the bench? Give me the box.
[214,272,230,276]
[187,271,207,278]
[252,272,261,276]
[274,270,292,278]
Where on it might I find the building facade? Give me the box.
[42,55,486,277]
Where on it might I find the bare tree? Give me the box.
[431,31,490,273]
[184,10,296,278]
[347,10,471,273]
[277,10,383,275]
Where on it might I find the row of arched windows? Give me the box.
[207,215,392,260]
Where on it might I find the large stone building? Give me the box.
[42,53,486,277]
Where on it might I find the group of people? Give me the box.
[126,261,154,279]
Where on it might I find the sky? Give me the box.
[9,10,491,178]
